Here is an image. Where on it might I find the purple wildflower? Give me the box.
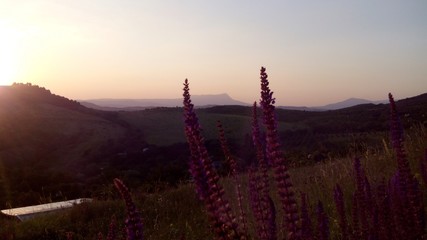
[217,120,248,234]
[113,178,144,240]
[248,102,277,240]
[259,67,300,238]
[352,157,369,238]
[333,184,348,240]
[106,215,117,240]
[300,193,313,240]
[248,167,277,240]
[388,93,424,239]
[389,93,412,195]
[217,121,238,176]
[353,157,381,238]
[351,192,360,240]
[316,201,329,240]
[66,232,74,240]
[251,102,271,202]
[376,180,392,240]
[183,79,246,239]
[97,232,104,240]
[183,79,209,201]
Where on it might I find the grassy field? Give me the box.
[2,124,425,239]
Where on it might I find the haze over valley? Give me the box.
[80,94,389,111]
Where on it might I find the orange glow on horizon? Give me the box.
[0,22,23,85]
[0,1,425,106]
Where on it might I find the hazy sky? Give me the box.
[0,1,426,106]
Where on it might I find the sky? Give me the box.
[0,1,426,106]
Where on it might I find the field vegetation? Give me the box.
[1,122,425,239]
[0,70,426,239]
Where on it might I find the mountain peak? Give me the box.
[81,93,249,110]
[318,98,387,110]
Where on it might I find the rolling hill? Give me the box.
[0,84,426,208]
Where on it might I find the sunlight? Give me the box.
[0,22,23,85]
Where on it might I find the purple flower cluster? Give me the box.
[58,68,426,240]
[387,94,424,239]
[389,93,412,193]
[180,68,426,240]
[330,95,425,239]
[217,120,248,234]
[217,121,238,176]
[316,201,329,240]
[113,178,144,240]
[299,193,312,239]
[259,67,300,238]
[106,215,117,240]
[248,102,277,240]
[183,79,246,240]
[333,184,347,240]
[351,157,373,238]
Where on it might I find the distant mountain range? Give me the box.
[315,98,388,110]
[81,94,387,111]
[80,93,249,111]
[279,98,388,111]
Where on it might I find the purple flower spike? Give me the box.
[183,79,247,239]
[333,184,348,240]
[66,232,74,240]
[113,178,144,240]
[217,121,238,176]
[249,167,277,240]
[388,93,424,239]
[259,67,300,238]
[389,93,411,192]
[316,201,329,240]
[300,193,313,239]
[183,79,209,201]
[217,120,248,234]
[249,102,277,240]
[97,232,104,240]
[106,215,117,240]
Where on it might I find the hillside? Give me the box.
[0,84,142,207]
[0,84,426,208]
[0,84,134,167]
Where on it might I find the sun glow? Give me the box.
[0,22,25,86]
